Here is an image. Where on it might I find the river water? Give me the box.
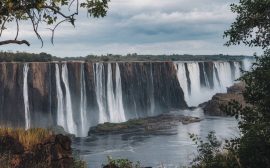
[72,108,239,168]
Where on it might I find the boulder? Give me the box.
[202,82,246,116]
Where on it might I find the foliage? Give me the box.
[104,156,141,168]
[190,131,239,168]
[224,0,270,49]
[0,51,52,62]
[222,50,270,168]
[0,127,52,150]
[0,0,110,46]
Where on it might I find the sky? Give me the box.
[0,0,262,57]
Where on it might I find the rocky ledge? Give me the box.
[200,82,247,116]
[0,133,75,168]
[88,114,202,135]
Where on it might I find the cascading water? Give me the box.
[61,63,77,135]
[175,63,189,104]
[187,62,201,106]
[213,62,233,92]
[55,64,67,130]
[174,61,243,107]
[106,63,126,123]
[114,63,126,122]
[94,63,108,123]
[23,63,30,130]
[234,62,241,80]
[79,63,88,137]
[6,60,252,137]
[149,63,155,116]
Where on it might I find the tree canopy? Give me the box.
[191,0,270,167]
[224,0,270,49]
[0,0,110,46]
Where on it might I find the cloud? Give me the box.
[0,0,262,57]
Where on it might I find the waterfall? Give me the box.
[186,62,201,106]
[79,63,88,137]
[23,63,30,130]
[94,63,108,123]
[213,62,233,92]
[61,63,77,135]
[175,63,189,104]
[149,63,155,116]
[202,64,210,88]
[175,61,242,107]
[115,63,126,122]
[55,64,66,130]
[234,62,241,80]
[107,63,126,123]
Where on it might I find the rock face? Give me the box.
[88,114,202,135]
[0,62,187,132]
[202,82,246,116]
[0,134,74,168]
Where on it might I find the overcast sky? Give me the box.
[0,0,262,57]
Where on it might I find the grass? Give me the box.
[0,128,52,150]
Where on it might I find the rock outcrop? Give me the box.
[88,114,202,135]
[0,134,74,168]
[201,82,246,116]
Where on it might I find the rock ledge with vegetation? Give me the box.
[0,128,85,168]
[89,114,202,135]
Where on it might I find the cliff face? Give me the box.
[0,60,247,136]
[0,62,187,135]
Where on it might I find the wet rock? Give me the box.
[202,82,246,116]
[89,114,202,135]
[48,125,75,138]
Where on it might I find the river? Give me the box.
[72,108,239,168]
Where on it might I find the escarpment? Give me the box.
[0,60,250,136]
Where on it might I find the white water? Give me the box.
[187,62,201,106]
[94,63,108,123]
[175,63,189,104]
[213,62,233,92]
[62,63,77,135]
[115,63,126,122]
[55,64,67,130]
[175,61,242,107]
[80,64,88,137]
[234,62,241,80]
[23,63,30,130]
[107,63,126,123]
[149,63,155,116]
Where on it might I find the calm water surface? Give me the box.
[72,108,239,168]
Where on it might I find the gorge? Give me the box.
[0,59,252,137]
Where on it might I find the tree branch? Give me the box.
[0,40,30,46]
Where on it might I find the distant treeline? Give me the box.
[0,51,254,62]
[0,52,52,62]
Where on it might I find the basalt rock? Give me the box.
[88,114,202,135]
[202,82,246,116]
[0,134,74,168]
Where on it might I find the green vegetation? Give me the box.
[0,128,51,150]
[192,0,270,167]
[0,51,52,62]
[103,156,141,168]
[0,128,87,168]
[0,0,109,46]
[0,51,253,62]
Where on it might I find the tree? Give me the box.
[0,0,110,46]
[224,0,270,49]
[192,0,270,167]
